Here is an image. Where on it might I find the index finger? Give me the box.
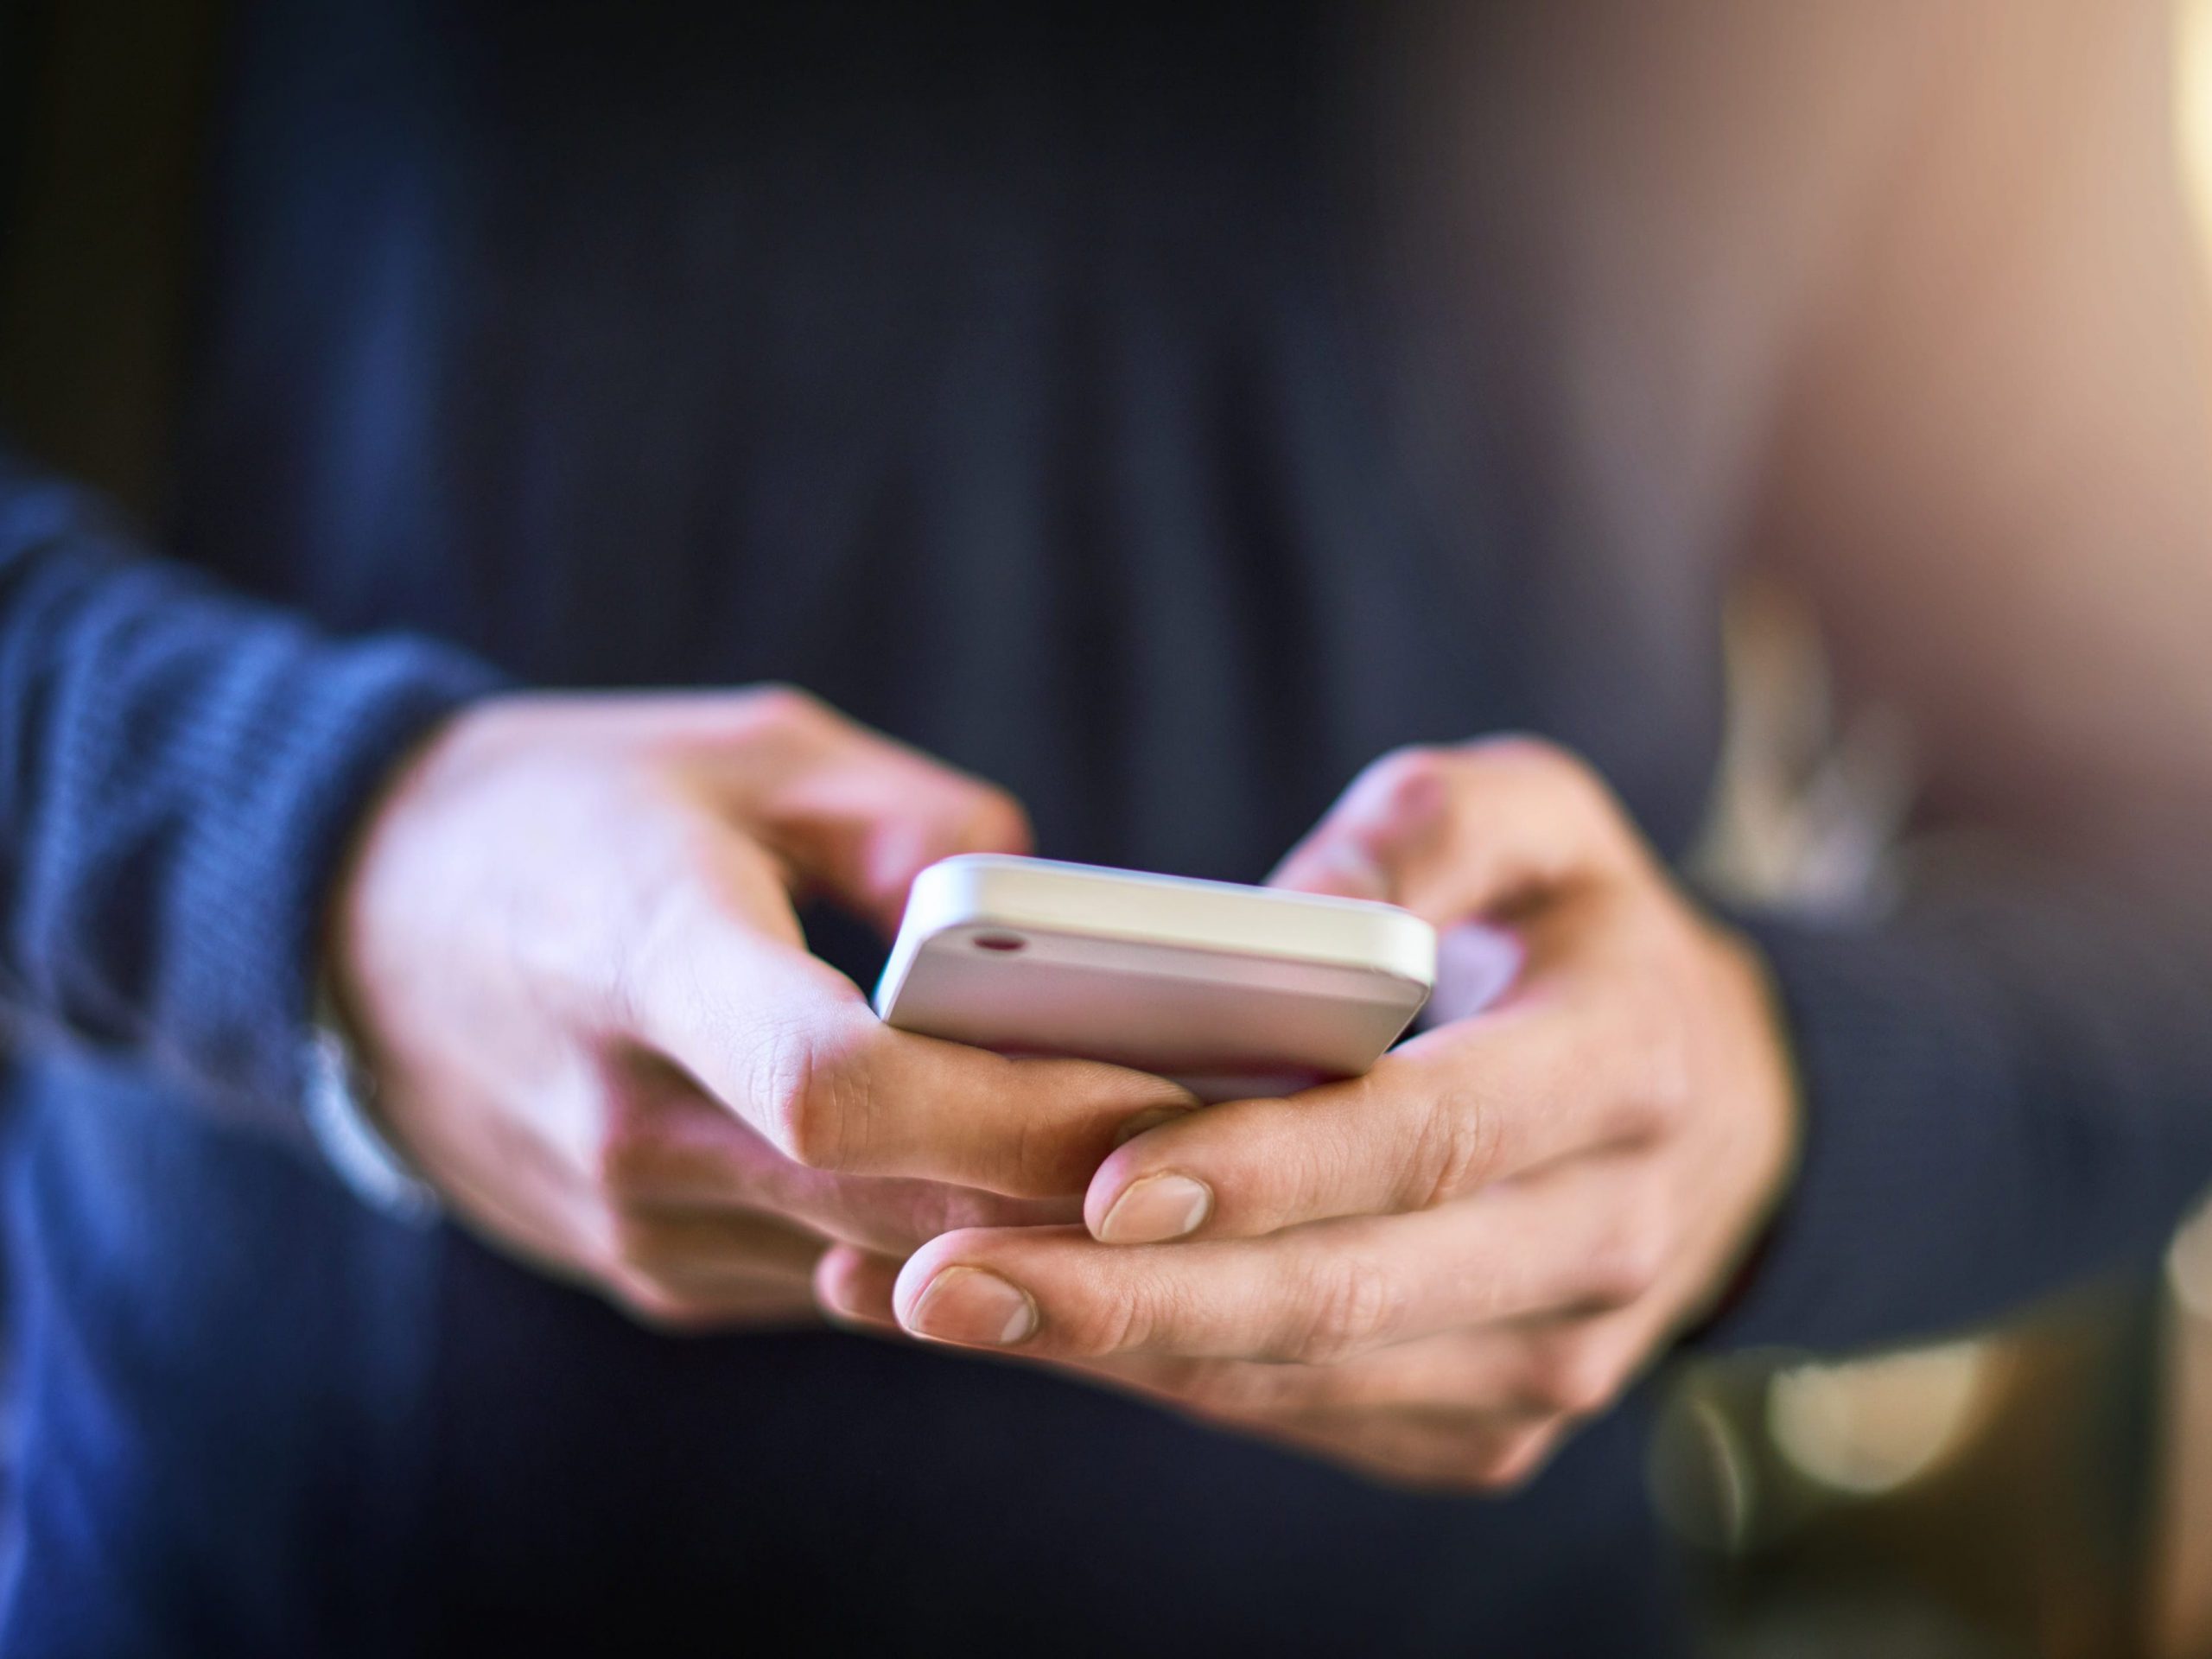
[1080,1000,1663,1243]
[633,914,1197,1197]
[1269,739,1644,928]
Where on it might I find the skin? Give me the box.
[774,0,2212,1497]
[329,684,1196,1331]
[317,0,2212,1501]
[336,690,1798,1491]
[816,740,1799,1492]
[312,0,2212,1503]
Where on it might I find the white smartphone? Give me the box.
[873,855,1437,1100]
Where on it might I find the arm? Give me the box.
[0,448,1205,1323]
[1722,0,2212,1349]
[0,445,500,1140]
[811,0,2212,1491]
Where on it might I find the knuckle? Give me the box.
[608,1272,717,1336]
[961,785,1033,856]
[1465,734,1630,849]
[1182,1363,1296,1419]
[1062,1281,1156,1358]
[1465,1431,1554,1493]
[899,1183,999,1246]
[1526,1332,1626,1418]
[1255,1106,1358,1226]
[1288,1255,1407,1364]
[742,682,827,733]
[1007,1087,1084,1197]
[757,1023,868,1173]
[582,1087,662,1200]
[1406,1083,1502,1210]
[1457,1459,1522,1496]
[1582,1210,1669,1308]
[1368,743,1452,784]
[1466,733,1588,794]
[1358,745,1457,814]
[601,1210,663,1273]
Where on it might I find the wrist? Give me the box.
[1693,920,1806,1317]
[308,699,500,1224]
[302,982,442,1225]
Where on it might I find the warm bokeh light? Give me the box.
[1765,1343,1996,1497]
[2186,1,2212,248]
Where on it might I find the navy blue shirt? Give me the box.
[5,3,2212,1652]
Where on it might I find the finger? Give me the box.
[893,1173,1669,1365]
[706,686,1033,932]
[587,1060,1077,1253]
[625,903,1197,1195]
[1269,740,1643,928]
[1051,1328,1549,1421]
[1262,1413,1560,1495]
[815,1245,906,1330]
[601,1205,827,1287]
[1061,1307,1660,1426]
[613,1273,826,1335]
[1040,1344,1570,1492]
[1084,1003,1669,1242]
[811,1255,1551,1402]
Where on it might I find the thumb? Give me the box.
[855,785,1033,928]
[1268,740,1639,929]
[725,691,1033,933]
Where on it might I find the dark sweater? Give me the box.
[4,2,2212,1653]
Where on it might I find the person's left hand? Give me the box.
[817,739,1800,1491]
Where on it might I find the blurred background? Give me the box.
[1650,6,2212,1653]
[0,4,2205,1653]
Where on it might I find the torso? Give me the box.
[16,1,1912,1649]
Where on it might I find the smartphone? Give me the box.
[873,855,1436,1100]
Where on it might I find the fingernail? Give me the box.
[1096,1173,1213,1244]
[1113,1106,1192,1147]
[905,1267,1037,1346]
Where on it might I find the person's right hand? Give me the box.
[327,686,1194,1331]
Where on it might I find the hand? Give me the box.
[331,686,1192,1331]
[817,740,1797,1490]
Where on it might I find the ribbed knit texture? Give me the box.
[0,453,505,1141]
[2,1,2210,1651]
[1719,892,2212,1354]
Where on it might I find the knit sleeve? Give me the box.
[0,448,505,1145]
